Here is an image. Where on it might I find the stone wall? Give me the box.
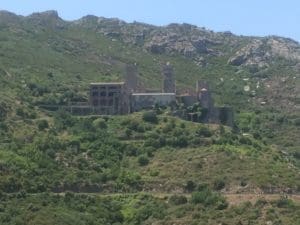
[131,93,176,111]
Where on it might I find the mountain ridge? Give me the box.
[0,10,300,60]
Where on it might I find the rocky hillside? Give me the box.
[3,10,300,67]
[0,10,298,145]
[0,10,299,225]
[0,10,299,110]
[75,13,300,69]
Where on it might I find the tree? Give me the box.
[0,102,8,121]
[142,111,158,123]
[185,180,196,192]
[196,126,212,137]
[138,155,149,166]
[37,119,49,130]
[92,118,107,129]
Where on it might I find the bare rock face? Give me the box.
[228,40,270,67]
[267,37,300,61]
[76,17,150,45]
[294,63,300,72]
[144,33,198,56]
[75,18,229,58]
[27,10,60,21]
[0,10,22,25]
[26,10,66,29]
[144,24,224,57]
[228,37,300,67]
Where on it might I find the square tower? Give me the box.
[162,62,175,93]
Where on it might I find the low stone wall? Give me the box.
[131,93,176,111]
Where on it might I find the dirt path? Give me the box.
[54,192,300,205]
[224,193,300,205]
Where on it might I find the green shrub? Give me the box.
[144,138,161,148]
[127,119,139,131]
[239,136,252,145]
[162,122,174,133]
[144,146,156,157]
[133,198,166,224]
[213,178,226,190]
[171,135,188,148]
[252,132,262,140]
[0,122,8,132]
[294,118,300,126]
[124,128,132,138]
[27,82,49,96]
[197,183,209,191]
[0,102,8,121]
[16,107,36,119]
[185,180,196,192]
[117,171,142,188]
[275,197,294,208]
[92,118,107,129]
[180,122,186,129]
[142,111,158,123]
[54,110,75,129]
[138,155,149,166]
[191,190,210,204]
[169,195,188,205]
[216,199,228,210]
[136,124,145,133]
[196,126,212,137]
[294,151,300,159]
[124,144,138,156]
[149,170,159,177]
[37,119,49,130]
[240,180,247,187]
[255,198,267,207]
[191,189,227,209]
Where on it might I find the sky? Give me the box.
[1,0,300,41]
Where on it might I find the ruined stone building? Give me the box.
[88,63,177,114]
[175,80,233,126]
[89,82,130,115]
[87,62,233,126]
[196,81,233,126]
[197,81,214,110]
[38,61,233,126]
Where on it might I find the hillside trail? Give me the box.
[223,193,300,205]
[150,192,300,205]
[53,192,300,205]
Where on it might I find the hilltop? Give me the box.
[0,10,299,225]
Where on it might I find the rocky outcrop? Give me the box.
[143,25,226,57]
[267,37,300,61]
[229,37,300,67]
[0,10,22,25]
[228,39,270,67]
[75,17,234,58]
[25,10,66,29]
